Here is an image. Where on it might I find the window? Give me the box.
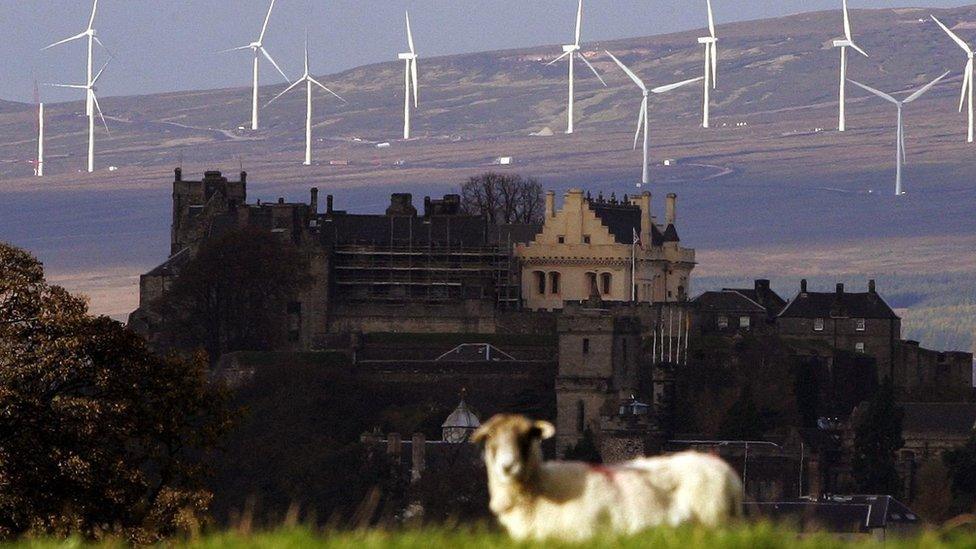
[740,316,751,329]
[557,235,566,244]
[814,318,825,332]
[718,315,729,329]
[601,273,612,295]
[586,272,598,295]
[287,302,302,342]
[548,272,561,294]
[582,338,590,354]
[855,342,865,354]
[855,318,866,332]
[534,271,546,295]
[583,235,591,244]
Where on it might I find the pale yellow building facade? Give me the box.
[516,189,695,311]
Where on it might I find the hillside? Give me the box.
[1,5,975,353]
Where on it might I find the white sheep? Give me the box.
[471,414,743,542]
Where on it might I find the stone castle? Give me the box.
[130,169,974,472]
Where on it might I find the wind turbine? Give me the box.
[266,35,346,166]
[931,15,974,143]
[698,0,718,129]
[49,63,112,174]
[223,0,290,131]
[834,0,869,132]
[606,51,702,187]
[36,102,44,177]
[546,0,607,134]
[848,71,949,196]
[42,0,111,172]
[398,12,420,140]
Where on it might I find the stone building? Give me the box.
[693,279,786,335]
[517,189,695,310]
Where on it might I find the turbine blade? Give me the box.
[91,61,110,85]
[960,60,972,112]
[406,11,416,55]
[259,0,277,43]
[411,58,419,107]
[88,0,99,31]
[575,0,583,47]
[545,50,572,67]
[904,70,950,103]
[843,0,853,41]
[899,122,906,164]
[932,15,972,55]
[706,0,716,38]
[42,32,88,51]
[310,77,347,102]
[652,76,704,94]
[220,45,253,53]
[633,100,646,150]
[46,83,87,89]
[578,53,607,87]
[265,78,304,106]
[260,47,291,83]
[92,91,110,135]
[848,78,899,104]
[92,35,116,59]
[304,30,309,76]
[605,51,646,91]
[849,41,869,58]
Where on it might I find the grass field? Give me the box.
[7,525,976,549]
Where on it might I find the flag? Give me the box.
[632,227,642,248]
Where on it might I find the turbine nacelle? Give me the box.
[398,53,417,61]
[698,37,718,44]
[562,44,580,53]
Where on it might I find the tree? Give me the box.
[718,384,766,441]
[159,227,311,362]
[944,434,976,515]
[460,172,544,224]
[0,242,231,542]
[851,377,904,496]
[913,459,954,524]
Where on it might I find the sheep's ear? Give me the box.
[470,424,491,445]
[531,421,555,440]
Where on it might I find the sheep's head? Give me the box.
[471,414,554,485]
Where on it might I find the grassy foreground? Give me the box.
[6,525,976,549]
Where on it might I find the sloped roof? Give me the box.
[442,399,481,430]
[779,291,898,320]
[901,402,976,437]
[661,224,680,243]
[588,201,641,245]
[731,288,788,313]
[693,290,767,313]
[145,247,191,277]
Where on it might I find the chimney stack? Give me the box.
[756,279,770,297]
[836,283,845,295]
[665,193,677,225]
[174,167,182,182]
[639,191,652,247]
[240,171,247,184]
[411,433,426,482]
[801,279,808,293]
[545,191,555,219]
[326,194,334,214]
[310,187,319,213]
[869,279,876,294]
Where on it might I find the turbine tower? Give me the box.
[398,12,420,140]
[266,35,346,166]
[834,0,869,132]
[848,72,949,196]
[698,0,718,129]
[931,15,974,143]
[37,102,44,177]
[546,0,606,134]
[224,0,290,131]
[606,51,702,187]
[42,0,111,172]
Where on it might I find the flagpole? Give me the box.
[631,228,637,302]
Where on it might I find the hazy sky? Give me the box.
[3,0,974,102]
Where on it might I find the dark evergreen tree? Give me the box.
[944,434,976,514]
[794,358,821,429]
[852,377,904,496]
[718,385,766,440]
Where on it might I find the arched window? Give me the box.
[601,273,612,295]
[549,272,561,294]
[585,272,598,296]
[533,271,546,295]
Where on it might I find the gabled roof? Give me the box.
[145,247,191,277]
[661,224,680,243]
[588,201,641,245]
[692,290,767,313]
[731,288,787,313]
[779,290,898,320]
